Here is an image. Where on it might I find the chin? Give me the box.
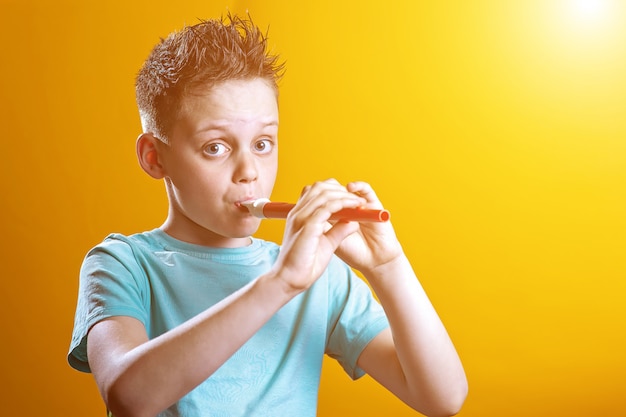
[232,220,261,238]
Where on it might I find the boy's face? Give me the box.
[156,78,279,247]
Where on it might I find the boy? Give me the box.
[68,14,467,417]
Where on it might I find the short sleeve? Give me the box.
[325,257,389,380]
[67,238,150,372]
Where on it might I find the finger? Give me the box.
[292,197,364,227]
[324,220,360,249]
[299,178,341,199]
[297,181,365,214]
[346,181,383,207]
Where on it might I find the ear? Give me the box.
[136,133,165,179]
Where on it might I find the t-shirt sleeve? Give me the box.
[325,256,390,380]
[67,237,150,373]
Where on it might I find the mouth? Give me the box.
[237,198,272,219]
[235,199,257,213]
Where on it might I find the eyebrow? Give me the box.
[194,119,279,135]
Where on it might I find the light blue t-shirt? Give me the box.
[68,229,389,417]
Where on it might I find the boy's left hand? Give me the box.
[334,181,404,276]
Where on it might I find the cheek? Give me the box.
[170,163,221,195]
[262,158,279,184]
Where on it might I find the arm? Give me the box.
[88,272,293,417]
[87,182,368,417]
[335,182,468,417]
[356,256,468,417]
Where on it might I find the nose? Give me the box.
[233,151,258,183]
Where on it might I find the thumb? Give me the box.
[324,221,360,250]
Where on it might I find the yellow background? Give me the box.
[1,0,625,416]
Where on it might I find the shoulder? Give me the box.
[85,230,165,260]
[99,229,163,251]
[80,230,167,287]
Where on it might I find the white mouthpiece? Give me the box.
[241,198,270,218]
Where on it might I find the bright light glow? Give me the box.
[553,0,624,47]
[569,0,615,25]
[501,0,626,113]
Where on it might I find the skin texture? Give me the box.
[137,78,279,247]
[87,78,468,417]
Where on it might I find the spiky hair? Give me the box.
[135,13,284,141]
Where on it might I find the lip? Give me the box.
[235,198,257,212]
[235,197,257,206]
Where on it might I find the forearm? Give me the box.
[363,254,468,415]
[91,272,294,417]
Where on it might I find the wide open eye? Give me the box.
[253,139,275,155]
[203,142,229,156]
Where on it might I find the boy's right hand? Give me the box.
[269,179,365,294]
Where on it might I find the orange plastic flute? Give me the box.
[241,199,390,222]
